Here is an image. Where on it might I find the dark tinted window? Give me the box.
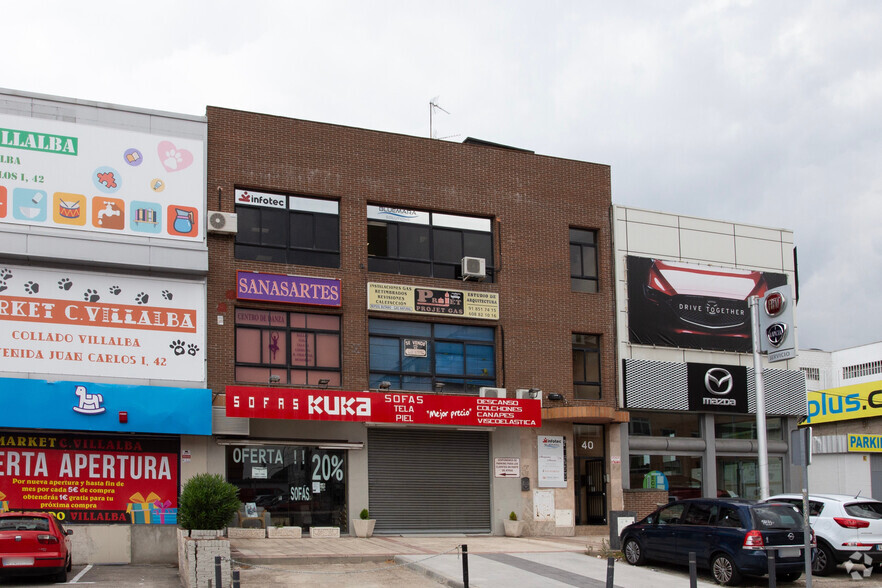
[751,505,804,530]
[570,228,598,292]
[682,503,716,525]
[845,502,882,519]
[716,506,743,528]
[0,516,50,531]
[658,503,686,525]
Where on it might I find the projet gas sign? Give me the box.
[806,381,882,425]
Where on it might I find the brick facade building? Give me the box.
[205,106,627,535]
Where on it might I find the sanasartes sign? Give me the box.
[687,363,749,413]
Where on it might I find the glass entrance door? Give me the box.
[576,458,606,525]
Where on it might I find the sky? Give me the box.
[4,1,880,351]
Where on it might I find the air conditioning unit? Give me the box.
[516,388,543,406]
[461,256,486,281]
[479,387,507,398]
[207,211,238,234]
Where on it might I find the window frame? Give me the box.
[572,333,602,400]
[235,193,340,268]
[234,308,342,386]
[570,227,598,292]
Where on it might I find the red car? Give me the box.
[0,512,73,583]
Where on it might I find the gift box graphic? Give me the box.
[150,499,177,525]
[126,492,161,524]
[0,491,8,513]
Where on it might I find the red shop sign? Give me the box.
[226,386,541,428]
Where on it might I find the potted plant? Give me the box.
[504,511,525,537]
[352,508,376,538]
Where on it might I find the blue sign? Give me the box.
[0,377,211,435]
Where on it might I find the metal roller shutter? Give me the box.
[368,428,491,533]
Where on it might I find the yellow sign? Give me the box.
[848,434,882,452]
[367,282,499,320]
[805,381,882,425]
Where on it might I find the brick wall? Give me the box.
[623,489,669,520]
[206,106,616,410]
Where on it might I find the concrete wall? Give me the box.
[809,453,871,495]
[69,524,179,565]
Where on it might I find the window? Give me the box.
[682,502,716,525]
[843,360,882,380]
[628,411,701,438]
[235,308,341,386]
[716,506,743,528]
[367,206,494,281]
[715,415,783,440]
[629,454,703,499]
[572,334,601,399]
[235,191,340,268]
[800,366,820,382]
[717,456,784,499]
[658,503,686,525]
[570,228,598,292]
[369,318,495,394]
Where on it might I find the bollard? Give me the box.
[462,544,469,588]
[606,556,615,588]
[767,551,776,588]
[232,568,240,588]
[689,552,697,588]
[215,555,221,588]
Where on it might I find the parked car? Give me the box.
[0,512,73,583]
[766,493,882,576]
[620,498,811,586]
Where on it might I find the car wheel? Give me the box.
[813,542,836,576]
[711,553,742,586]
[623,538,645,566]
[54,567,68,583]
[67,553,72,572]
[777,571,801,583]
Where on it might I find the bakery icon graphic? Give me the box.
[72,385,106,415]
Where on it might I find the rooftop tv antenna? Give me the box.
[429,97,450,139]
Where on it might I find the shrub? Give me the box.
[178,473,241,531]
[360,508,370,520]
[509,511,518,521]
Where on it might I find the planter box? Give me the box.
[352,518,376,538]
[310,526,340,538]
[267,526,302,539]
[504,520,525,537]
[227,527,266,539]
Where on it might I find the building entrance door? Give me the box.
[574,424,606,525]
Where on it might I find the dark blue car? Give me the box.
[619,498,812,585]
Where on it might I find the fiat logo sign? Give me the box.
[764,292,786,316]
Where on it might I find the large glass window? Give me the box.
[629,454,704,500]
[570,228,598,292]
[226,444,347,532]
[235,193,340,268]
[369,318,495,394]
[367,206,494,281]
[715,415,784,440]
[628,411,701,438]
[572,334,601,400]
[717,456,784,500]
[235,308,341,386]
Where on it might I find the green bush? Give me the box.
[178,473,241,531]
[360,508,370,520]
[509,511,518,521]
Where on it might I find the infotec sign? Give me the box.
[234,189,287,209]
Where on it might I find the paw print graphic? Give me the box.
[187,344,199,356]
[24,281,39,294]
[58,278,73,291]
[109,285,121,295]
[0,268,12,281]
[83,289,100,302]
[169,340,186,356]
[162,289,173,300]
[135,292,149,305]
[0,281,7,293]
[163,149,184,170]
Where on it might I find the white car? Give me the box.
[766,493,882,576]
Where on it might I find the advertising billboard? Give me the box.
[0,113,203,241]
[367,282,498,320]
[806,381,882,425]
[0,264,205,381]
[0,432,179,524]
[226,386,540,427]
[626,255,787,353]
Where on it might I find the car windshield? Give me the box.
[751,505,804,531]
[0,516,50,531]
[845,502,882,520]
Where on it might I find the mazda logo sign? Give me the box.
[704,368,733,395]
[766,323,788,347]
